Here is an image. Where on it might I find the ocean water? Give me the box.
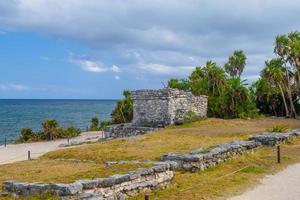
[0,99,116,144]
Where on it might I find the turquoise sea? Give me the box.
[0,99,116,144]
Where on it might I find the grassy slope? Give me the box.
[131,138,300,200]
[0,118,299,200]
[44,118,300,162]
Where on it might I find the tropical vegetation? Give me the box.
[17,119,81,143]
[169,31,300,118]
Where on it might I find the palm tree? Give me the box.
[275,31,300,97]
[261,59,290,117]
[224,50,247,78]
[42,119,59,140]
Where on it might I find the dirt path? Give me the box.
[0,131,103,165]
[231,162,300,200]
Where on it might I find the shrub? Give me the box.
[42,119,59,140]
[16,120,82,143]
[90,117,100,131]
[59,126,81,138]
[100,120,113,129]
[18,128,34,142]
[267,125,289,133]
[111,90,133,124]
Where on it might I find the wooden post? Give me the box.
[67,137,70,145]
[28,150,31,160]
[277,145,281,164]
[145,194,150,200]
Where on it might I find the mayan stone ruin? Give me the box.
[103,88,208,139]
[131,88,208,127]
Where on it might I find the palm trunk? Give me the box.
[284,68,298,118]
[285,85,297,118]
[278,84,290,117]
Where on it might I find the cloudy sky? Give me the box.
[0,0,299,99]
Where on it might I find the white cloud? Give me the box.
[1,0,300,81]
[111,65,121,73]
[79,60,109,73]
[69,53,121,74]
[138,63,195,76]
[115,75,120,80]
[0,83,29,91]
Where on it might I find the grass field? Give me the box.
[0,117,299,200]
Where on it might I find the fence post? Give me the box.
[277,145,281,164]
[67,137,70,145]
[145,194,150,200]
[28,150,31,160]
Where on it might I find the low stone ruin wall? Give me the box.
[102,123,160,140]
[161,141,261,171]
[3,129,300,199]
[2,162,175,200]
[249,129,300,146]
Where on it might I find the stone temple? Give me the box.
[103,88,208,138]
[131,88,208,127]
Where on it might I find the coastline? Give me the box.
[0,131,103,165]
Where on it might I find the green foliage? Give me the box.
[17,120,81,143]
[174,111,205,125]
[173,60,257,119]
[18,128,34,142]
[267,125,289,133]
[90,117,100,131]
[168,78,191,91]
[100,120,113,129]
[59,126,81,138]
[111,90,133,124]
[42,119,59,140]
[168,31,300,118]
[224,50,247,78]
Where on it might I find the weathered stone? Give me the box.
[131,88,208,127]
[249,131,298,146]
[161,140,261,171]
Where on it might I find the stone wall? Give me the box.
[102,123,160,141]
[249,129,300,146]
[2,162,175,200]
[132,88,208,127]
[161,140,261,171]
[3,129,300,199]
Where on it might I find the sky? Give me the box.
[0,0,300,99]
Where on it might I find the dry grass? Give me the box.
[0,160,148,184]
[0,117,299,200]
[43,118,300,162]
[131,138,300,200]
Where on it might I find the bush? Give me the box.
[111,90,133,124]
[267,125,288,133]
[58,126,81,138]
[100,120,113,129]
[90,117,100,131]
[16,120,82,143]
[18,128,34,142]
[42,119,59,140]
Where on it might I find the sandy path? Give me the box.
[231,162,300,200]
[0,131,103,165]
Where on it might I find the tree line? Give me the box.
[168,31,300,118]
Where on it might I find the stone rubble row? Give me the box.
[160,140,261,171]
[2,162,176,200]
[249,129,300,146]
[2,129,300,199]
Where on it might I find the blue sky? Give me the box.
[0,0,300,99]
